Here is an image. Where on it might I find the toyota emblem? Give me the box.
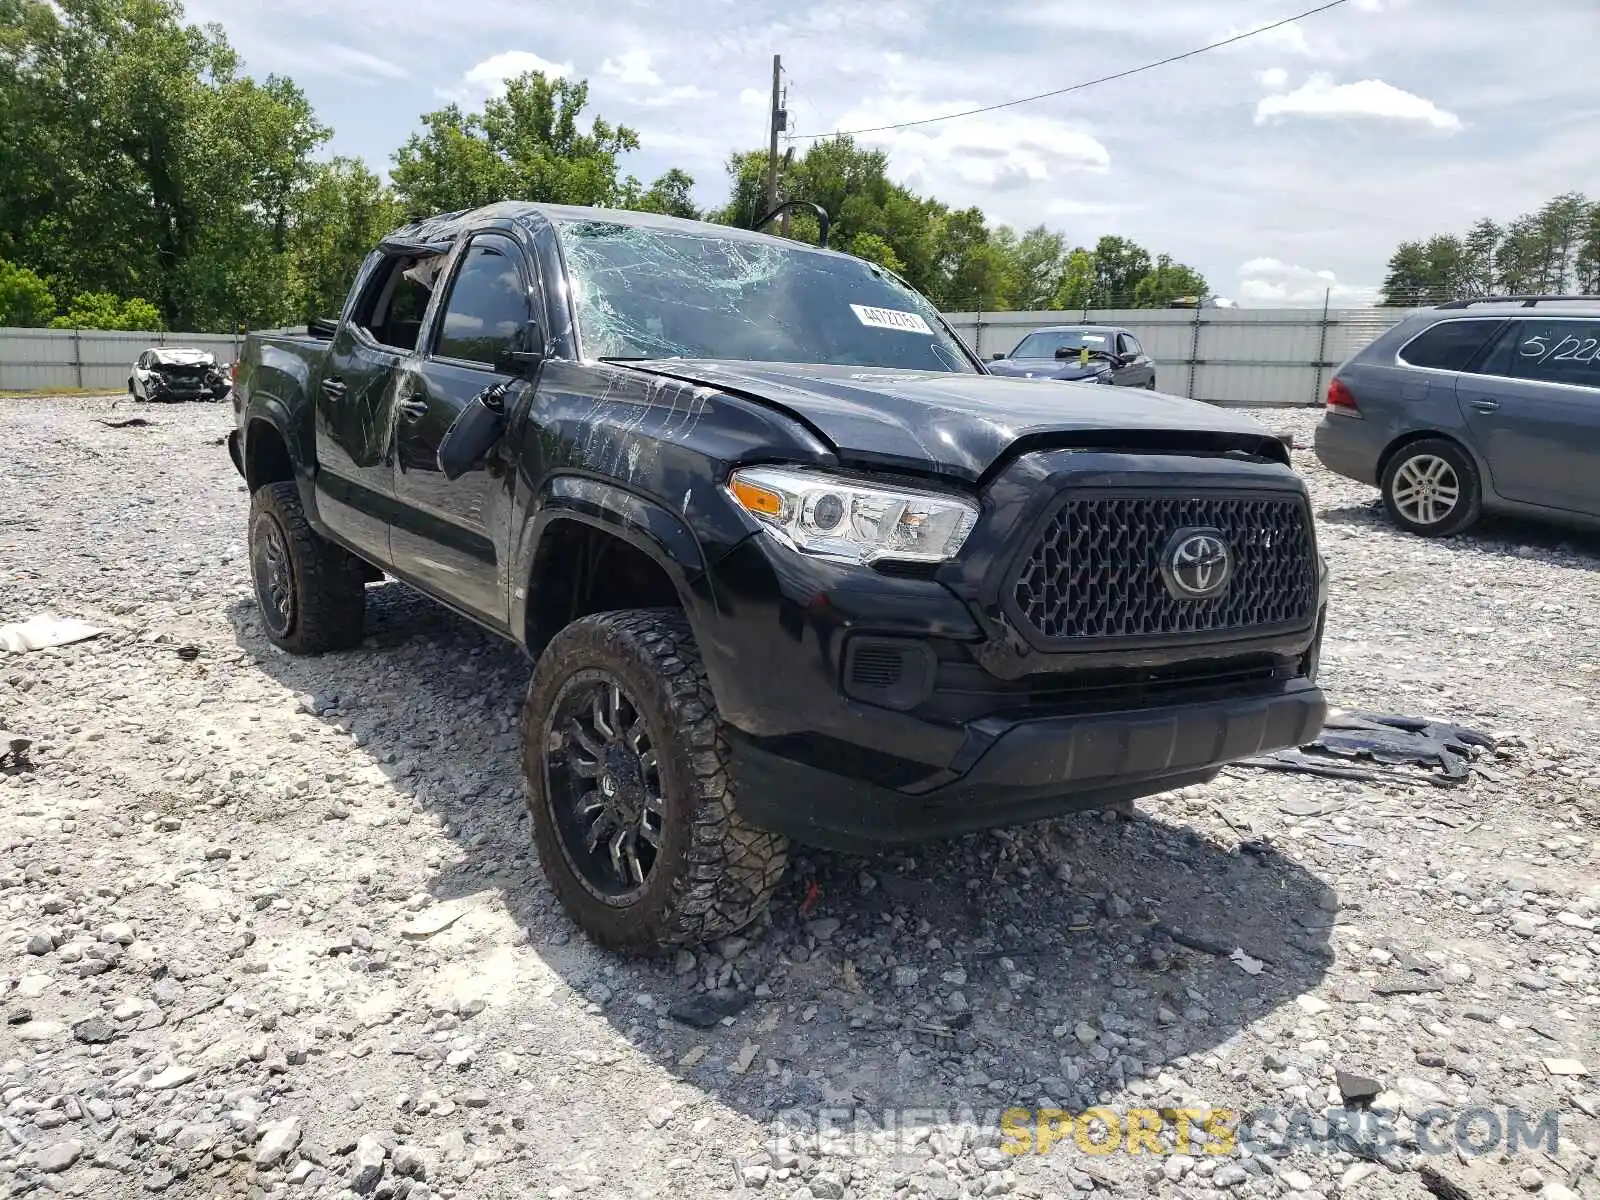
[1162,528,1232,600]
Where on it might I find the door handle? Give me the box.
[1469,398,1499,413]
[397,396,428,422]
[321,377,346,399]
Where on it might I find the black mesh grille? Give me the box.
[1012,493,1315,642]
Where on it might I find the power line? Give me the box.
[789,0,1350,141]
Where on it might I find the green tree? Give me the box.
[1380,235,1474,305]
[1131,253,1209,308]
[936,207,1016,310]
[1462,218,1501,297]
[1050,248,1096,311]
[0,0,328,330]
[0,259,56,326]
[50,291,161,330]
[289,157,402,321]
[845,232,906,276]
[1089,236,1152,306]
[620,167,699,219]
[1006,226,1067,310]
[715,138,949,299]
[1380,193,1597,303]
[1576,204,1600,294]
[391,72,651,219]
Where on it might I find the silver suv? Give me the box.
[1313,296,1600,536]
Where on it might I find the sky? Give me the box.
[186,0,1600,306]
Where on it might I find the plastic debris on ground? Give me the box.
[1,729,32,765]
[0,613,105,654]
[1239,708,1495,785]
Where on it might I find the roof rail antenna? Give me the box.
[1436,294,1600,309]
[753,200,832,248]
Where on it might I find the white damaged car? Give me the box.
[128,347,231,402]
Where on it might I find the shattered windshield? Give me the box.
[556,220,975,373]
[1010,330,1113,358]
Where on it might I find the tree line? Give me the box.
[1380,193,1600,306]
[0,0,1209,334]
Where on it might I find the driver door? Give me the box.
[389,230,532,626]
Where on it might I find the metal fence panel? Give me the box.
[0,328,246,391]
[4,309,1415,404]
[942,306,1415,406]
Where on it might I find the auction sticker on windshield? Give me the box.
[850,304,934,335]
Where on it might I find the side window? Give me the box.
[434,236,529,367]
[1476,319,1600,391]
[1397,319,1503,371]
[353,255,442,353]
[1121,333,1143,356]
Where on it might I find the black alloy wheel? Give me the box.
[543,671,665,900]
[251,510,296,639]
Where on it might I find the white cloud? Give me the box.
[304,44,407,80]
[642,85,711,108]
[1257,67,1288,89]
[444,50,571,101]
[1238,257,1377,305]
[1224,19,1318,57]
[600,49,660,87]
[1045,198,1145,218]
[1255,74,1462,130]
[828,84,1110,205]
[599,50,710,107]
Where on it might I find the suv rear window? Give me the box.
[1397,319,1503,371]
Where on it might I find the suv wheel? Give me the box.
[523,609,788,953]
[1380,439,1481,537]
[247,481,367,653]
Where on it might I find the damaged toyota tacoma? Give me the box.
[228,203,1329,952]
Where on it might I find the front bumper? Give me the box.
[730,679,1325,849]
[697,449,1329,850]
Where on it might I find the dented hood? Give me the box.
[628,359,1281,480]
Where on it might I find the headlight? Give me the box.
[728,466,979,565]
[1095,370,1113,383]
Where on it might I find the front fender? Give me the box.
[509,473,718,652]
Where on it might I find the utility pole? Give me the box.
[764,54,782,221]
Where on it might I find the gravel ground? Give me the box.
[2,396,1597,1200]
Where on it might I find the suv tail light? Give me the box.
[1326,377,1358,412]
[230,361,239,384]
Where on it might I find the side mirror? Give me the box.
[991,352,1005,361]
[437,386,508,480]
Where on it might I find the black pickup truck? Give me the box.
[229,202,1328,952]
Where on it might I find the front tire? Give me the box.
[247,481,366,654]
[522,610,788,953]
[1381,438,1481,537]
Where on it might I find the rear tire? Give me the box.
[247,481,366,654]
[1380,438,1481,537]
[523,610,788,953]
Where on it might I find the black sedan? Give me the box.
[986,325,1156,388]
